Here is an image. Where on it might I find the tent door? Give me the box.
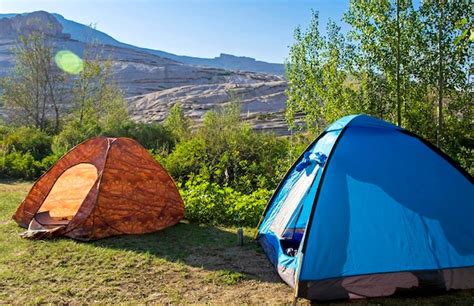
[270,162,322,256]
[36,163,98,223]
[20,163,98,239]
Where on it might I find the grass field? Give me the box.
[0,181,473,304]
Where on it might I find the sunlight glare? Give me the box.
[54,50,83,75]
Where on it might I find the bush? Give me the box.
[3,126,52,159]
[0,151,36,179]
[161,103,291,193]
[52,120,101,155]
[180,175,271,227]
[104,120,175,153]
[0,150,60,180]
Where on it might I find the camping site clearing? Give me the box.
[1,181,473,304]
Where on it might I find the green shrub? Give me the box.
[52,119,101,155]
[0,151,36,179]
[161,115,291,193]
[180,175,271,227]
[162,137,208,182]
[104,120,175,152]
[3,126,52,159]
[0,150,60,180]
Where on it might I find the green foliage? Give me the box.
[71,59,129,134]
[52,119,101,155]
[105,120,175,152]
[286,2,473,172]
[158,102,301,227]
[2,127,52,159]
[0,151,55,179]
[180,175,272,227]
[286,12,357,134]
[163,137,208,182]
[163,102,290,193]
[0,151,36,179]
[164,103,190,141]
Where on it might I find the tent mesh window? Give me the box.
[269,153,326,255]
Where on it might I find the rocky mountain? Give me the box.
[52,12,285,75]
[0,11,69,39]
[0,11,290,134]
[129,81,289,134]
[1,12,284,76]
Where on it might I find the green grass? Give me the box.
[0,180,291,304]
[0,180,473,304]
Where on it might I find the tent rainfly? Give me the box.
[257,114,474,301]
[13,137,184,240]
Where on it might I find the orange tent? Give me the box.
[13,137,184,240]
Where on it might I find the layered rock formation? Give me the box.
[0,11,70,39]
[0,11,291,134]
[129,81,290,134]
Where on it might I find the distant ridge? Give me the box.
[0,11,290,134]
[0,12,284,75]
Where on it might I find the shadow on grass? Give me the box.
[0,178,29,185]
[91,222,282,283]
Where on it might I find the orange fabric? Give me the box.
[13,137,184,240]
[38,163,98,220]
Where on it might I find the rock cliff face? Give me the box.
[129,81,290,134]
[0,11,69,39]
[0,11,291,134]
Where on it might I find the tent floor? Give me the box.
[34,211,71,227]
[20,211,70,239]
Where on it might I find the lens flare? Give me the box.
[54,50,83,74]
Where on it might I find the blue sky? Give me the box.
[0,0,350,63]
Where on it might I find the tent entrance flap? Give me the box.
[20,214,67,239]
[21,163,98,239]
[37,163,98,221]
[270,163,320,238]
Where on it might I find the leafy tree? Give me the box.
[0,33,65,132]
[286,11,359,133]
[71,56,128,133]
[418,0,473,147]
[285,11,325,133]
[344,0,420,126]
[287,3,472,173]
[54,54,129,153]
[164,103,190,141]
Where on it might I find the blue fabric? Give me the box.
[295,152,327,172]
[348,114,401,130]
[259,130,342,236]
[259,114,473,284]
[325,115,358,132]
[300,124,474,281]
[258,127,343,275]
[257,232,300,287]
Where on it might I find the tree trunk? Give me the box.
[436,1,444,147]
[396,0,402,127]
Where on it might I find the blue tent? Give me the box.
[257,115,474,301]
